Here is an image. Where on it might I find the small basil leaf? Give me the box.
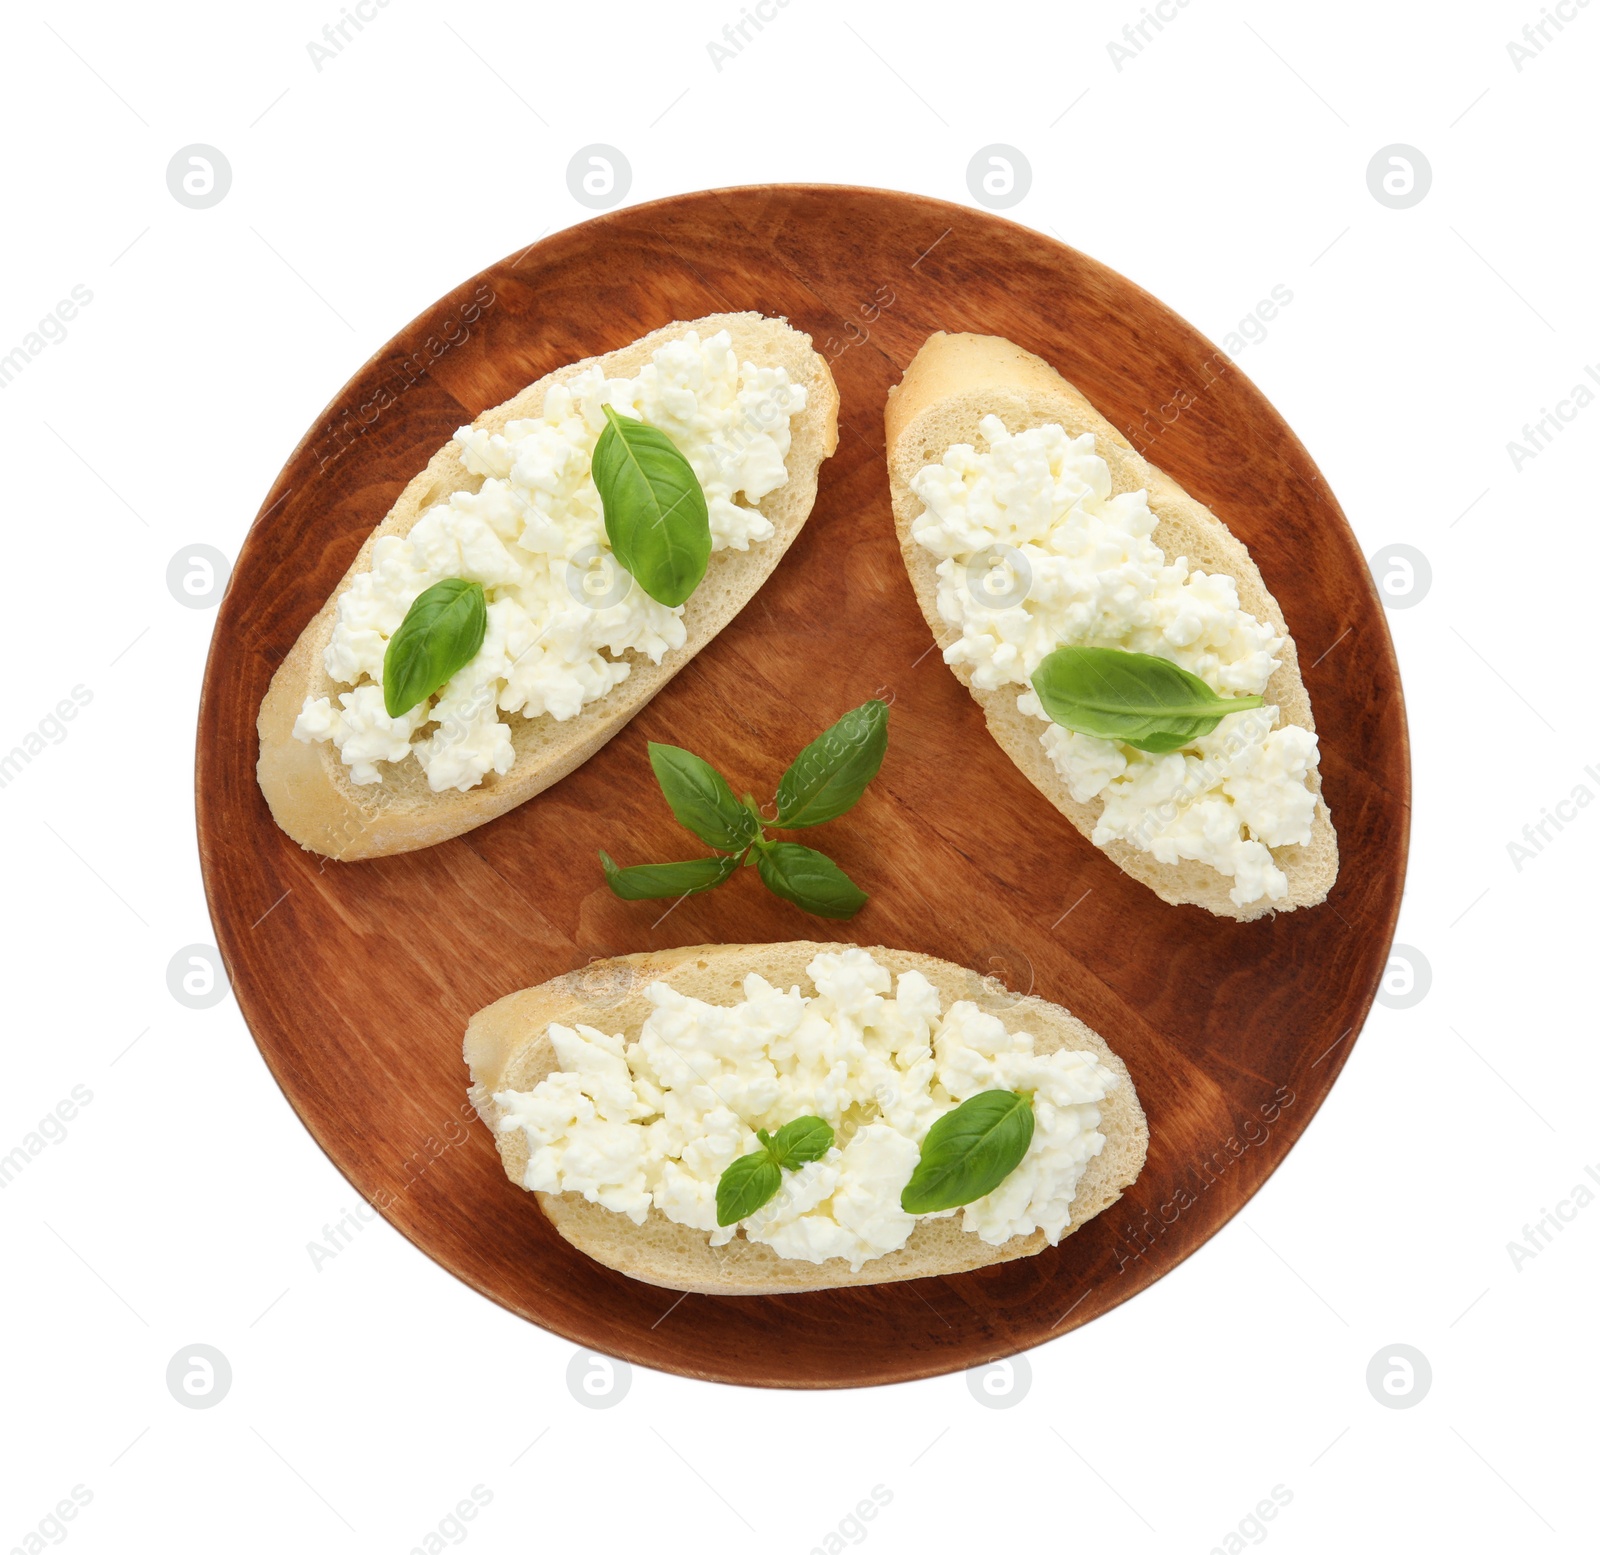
[1030,645,1264,754]
[773,699,889,828]
[900,1090,1035,1215]
[382,578,487,717]
[753,842,868,920]
[597,850,741,901]
[767,1116,834,1170]
[716,1149,783,1227]
[648,743,759,852]
[592,406,711,608]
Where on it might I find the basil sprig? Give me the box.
[382,578,488,717]
[716,1116,835,1226]
[900,1090,1035,1214]
[591,405,711,608]
[598,699,887,919]
[1031,645,1264,754]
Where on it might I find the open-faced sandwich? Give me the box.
[885,331,1337,919]
[465,941,1147,1294]
[257,313,839,859]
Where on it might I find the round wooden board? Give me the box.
[197,185,1408,1389]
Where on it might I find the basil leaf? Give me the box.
[592,405,711,608]
[1031,646,1264,754]
[753,842,868,920]
[597,850,741,901]
[382,578,487,717]
[648,743,759,852]
[900,1090,1035,1215]
[767,1116,834,1169]
[716,1149,783,1227]
[774,699,889,828]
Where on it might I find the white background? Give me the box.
[2,1,1595,1551]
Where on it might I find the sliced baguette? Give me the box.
[885,331,1337,920]
[257,313,839,859]
[464,941,1148,1296]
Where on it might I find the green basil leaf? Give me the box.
[1031,646,1264,754]
[716,1149,783,1227]
[767,1115,834,1169]
[597,850,741,901]
[648,743,759,852]
[900,1090,1035,1215]
[382,578,487,717]
[773,699,889,828]
[753,841,868,920]
[592,406,711,608]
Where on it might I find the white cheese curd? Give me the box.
[908,415,1321,905]
[492,948,1117,1272]
[292,330,807,792]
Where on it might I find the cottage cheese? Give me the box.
[292,330,807,791]
[908,416,1321,906]
[493,948,1117,1272]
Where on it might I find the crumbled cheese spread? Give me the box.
[908,415,1321,905]
[293,330,806,792]
[492,948,1117,1271]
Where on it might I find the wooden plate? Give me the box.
[197,185,1408,1389]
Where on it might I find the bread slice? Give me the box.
[257,313,839,859]
[464,941,1148,1295]
[885,332,1337,920]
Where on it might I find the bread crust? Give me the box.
[464,941,1148,1295]
[885,331,1337,920]
[257,313,839,859]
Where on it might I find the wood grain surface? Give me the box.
[196,185,1409,1389]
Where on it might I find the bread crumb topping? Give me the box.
[909,416,1321,906]
[292,330,806,792]
[493,948,1115,1272]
